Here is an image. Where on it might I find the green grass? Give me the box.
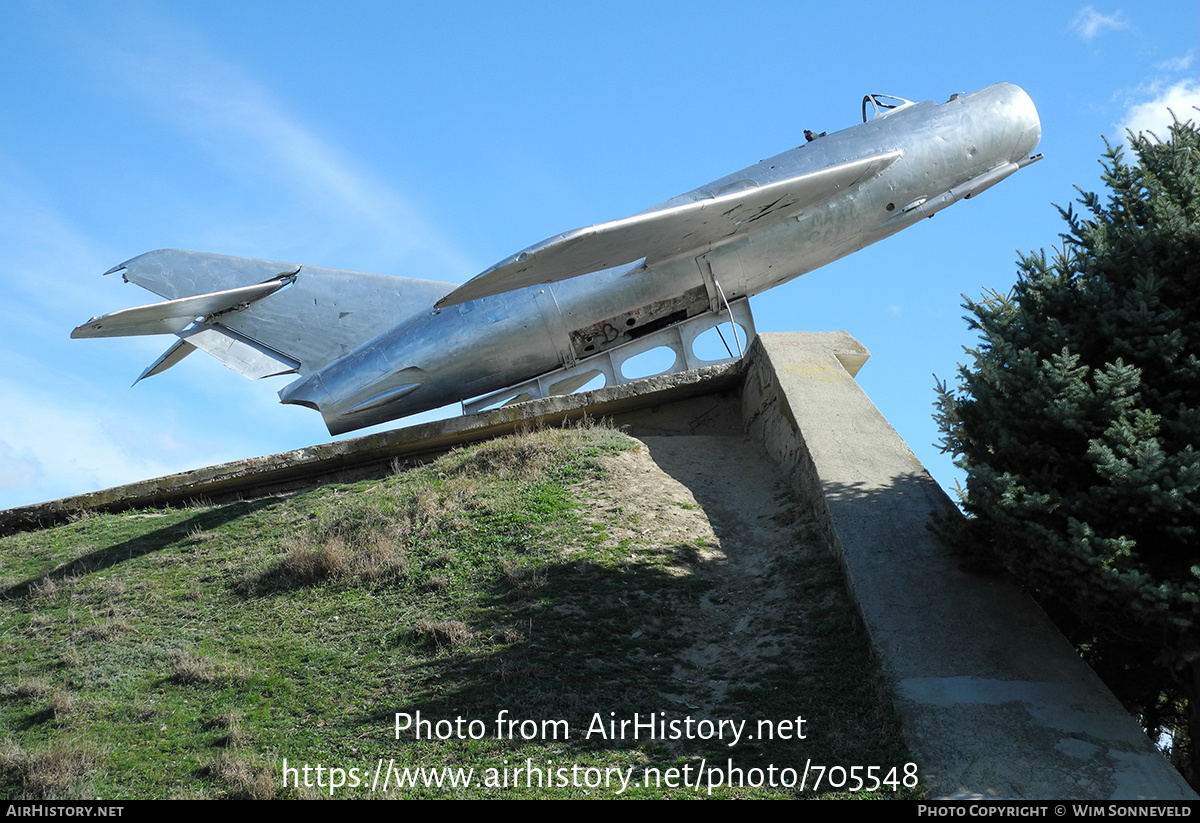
[0,423,916,799]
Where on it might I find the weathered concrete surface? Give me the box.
[741,331,1196,800]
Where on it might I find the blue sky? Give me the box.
[0,1,1196,510]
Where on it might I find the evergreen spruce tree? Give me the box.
[935,115,1200,788]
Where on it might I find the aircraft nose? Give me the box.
[1002,83,1042,162]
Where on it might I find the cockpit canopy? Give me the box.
[862,94,915,122]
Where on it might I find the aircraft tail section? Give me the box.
[73,249,454,380]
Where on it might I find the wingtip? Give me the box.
[133,339,196,385]
[70,318,101,339]
[131,366,153,387]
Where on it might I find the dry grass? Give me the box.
[492,625,526,644]
[0,740,94,799]
[184,526,220,545]
[493,658,547,685]
[239,530,412,593]
[438,421,599,481]
[205,712,252,749]
[79,618,131,641]
[205,752,276,799]
[11,679,52,699]
[355,536,413,582]
[27,576,60,602]
[47,690,76,722]
[278,539,351,583]
[170,654,249,686]
[25,613,54,634]
[411,617,474,650]
[502,560,547,597]
[170,654,221,685]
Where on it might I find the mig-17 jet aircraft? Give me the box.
[73,82,1042,435]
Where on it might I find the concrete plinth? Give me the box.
[742,331,1196,800]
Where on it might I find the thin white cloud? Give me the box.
[1069,6,1131,40]
[0,152,117,315]
[0,378,208,508]
[1118,79,1200,142]
[76,11,476,280]
[0,441,40,491]
[1155,52,1195,73]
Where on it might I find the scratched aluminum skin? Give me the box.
[73,83,1041,435]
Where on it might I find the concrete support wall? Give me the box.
[742,331,1196,800]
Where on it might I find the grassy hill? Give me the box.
[0,422,915,798]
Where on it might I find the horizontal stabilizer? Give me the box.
[438,150,901,307]
[135,339,196,384]
[71,276,292,338]
[180,325,300,379]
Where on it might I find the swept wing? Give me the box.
[436,150,901,307]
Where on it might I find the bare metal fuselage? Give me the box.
[73,83,1042,435]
